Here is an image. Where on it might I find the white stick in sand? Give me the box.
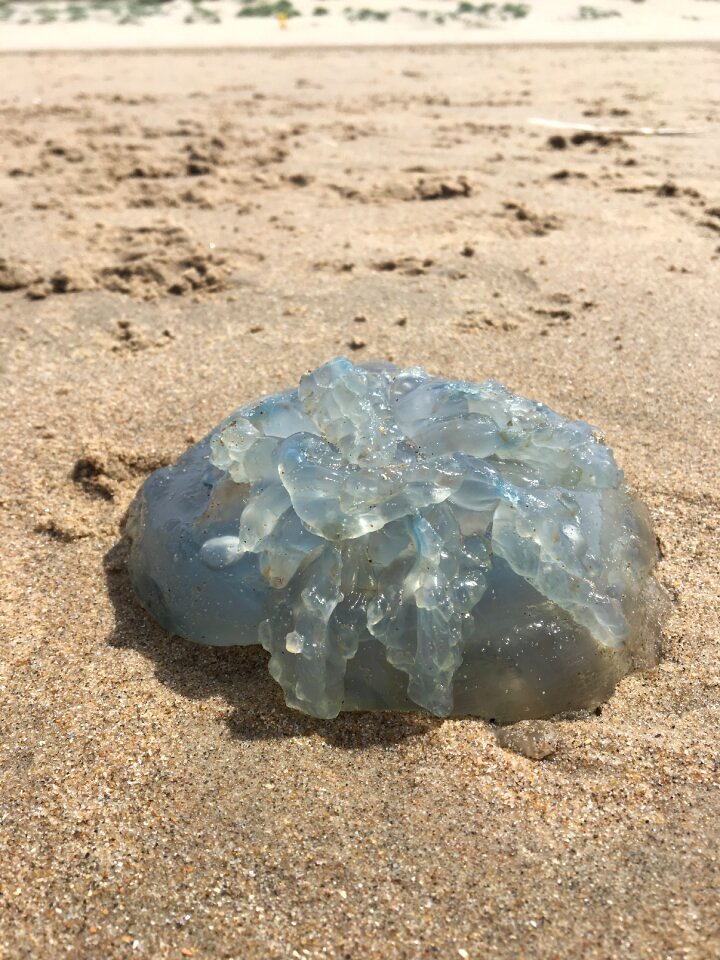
[529,117,704,137]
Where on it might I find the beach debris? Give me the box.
[127,358,667,720]
[502,200,561,236]
[530,117,703,137]
[414,176,472,201]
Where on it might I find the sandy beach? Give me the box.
[1,43,719,959]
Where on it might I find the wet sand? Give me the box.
[0,44,719,959]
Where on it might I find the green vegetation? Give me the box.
[1,0,181,24]
[89,0,171,10]
[344,6,389,20]
[185,0,220,22]
[113,0,174,23]
[237,0,299,16]
[35,3,58,18]
[0,0,539,27]
[577,5,621,18]
[456,2,529,18]
[66,2,89,18]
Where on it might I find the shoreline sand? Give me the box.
[1,42,719,960]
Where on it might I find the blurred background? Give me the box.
[1,0,718,48]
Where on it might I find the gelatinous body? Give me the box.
[127,358,665,720]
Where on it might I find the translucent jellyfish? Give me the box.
[126,358,667,721]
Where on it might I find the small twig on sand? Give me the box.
[529,117,704,137]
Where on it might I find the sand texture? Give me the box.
[0,45,719,959]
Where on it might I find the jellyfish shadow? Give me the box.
[103,537,443,749]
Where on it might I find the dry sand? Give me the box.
[0,44,719,959]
